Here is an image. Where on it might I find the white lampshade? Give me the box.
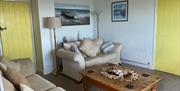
[44,17,62,29]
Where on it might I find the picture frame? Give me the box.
[111,0,128,22]
[55,8,90,26]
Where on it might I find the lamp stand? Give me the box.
[50,28,61,76]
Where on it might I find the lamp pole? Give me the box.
[50,28,60,75]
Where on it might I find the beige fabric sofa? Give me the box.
[0,58,65,91]
[57,43,123,82]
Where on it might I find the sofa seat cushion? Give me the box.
[85,53,116,67]
[46,87,66,91]
[85,56,101,67]
[97,53,116,61]
[26,74,56,91]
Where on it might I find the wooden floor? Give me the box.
[43,63,180,91]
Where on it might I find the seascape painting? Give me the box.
[55,8,90,26]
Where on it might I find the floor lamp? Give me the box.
[44,17,62,75]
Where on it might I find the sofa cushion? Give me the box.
[97,53,116,61]
[0,57,21,72]
[63,41,81,50]
[47,87,66,91]
[20,84,34,91]
[70,46,81,54]
[14,59,36,77]
[0,63,7,72]
[2,77,17,91]
[0,65,30,90]
[85,53,116,67]
[79,38,103,57]
[26,74,56,91]
[0,60,21,72]
[0,63,7,77]
[100,41,114,54]
[85,56,102,67]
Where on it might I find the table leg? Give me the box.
[151,85,157,91]
[83,77,88,91]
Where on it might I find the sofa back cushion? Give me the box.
[63,41,81,50]
[79,38,103,57]
[100,41,114,54]
[12,58,36,77]
[0,58,35,77]
[1,61,20,72]
[0,63,30,90]
[0,57,21,72]
[8,68,30,90]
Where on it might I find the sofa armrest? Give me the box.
[56,49,86,71]
[112,43,123,63]
[56,49,85,63]
[11,58,35,77]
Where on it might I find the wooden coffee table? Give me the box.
[80,63,161,91]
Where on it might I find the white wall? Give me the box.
[32,0,58,75]
[37,0,56,74]
[93,0,156,68]
[32,0,94,75]
[33,0,155,74]
[54,0,94,46]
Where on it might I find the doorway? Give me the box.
[0,0,34,61]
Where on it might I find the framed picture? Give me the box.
[55,8,90,26]
[111,0,128,22]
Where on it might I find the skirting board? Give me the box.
[121,59,152,69]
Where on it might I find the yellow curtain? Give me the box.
[155,0,180,75]
[0,1,34,61]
